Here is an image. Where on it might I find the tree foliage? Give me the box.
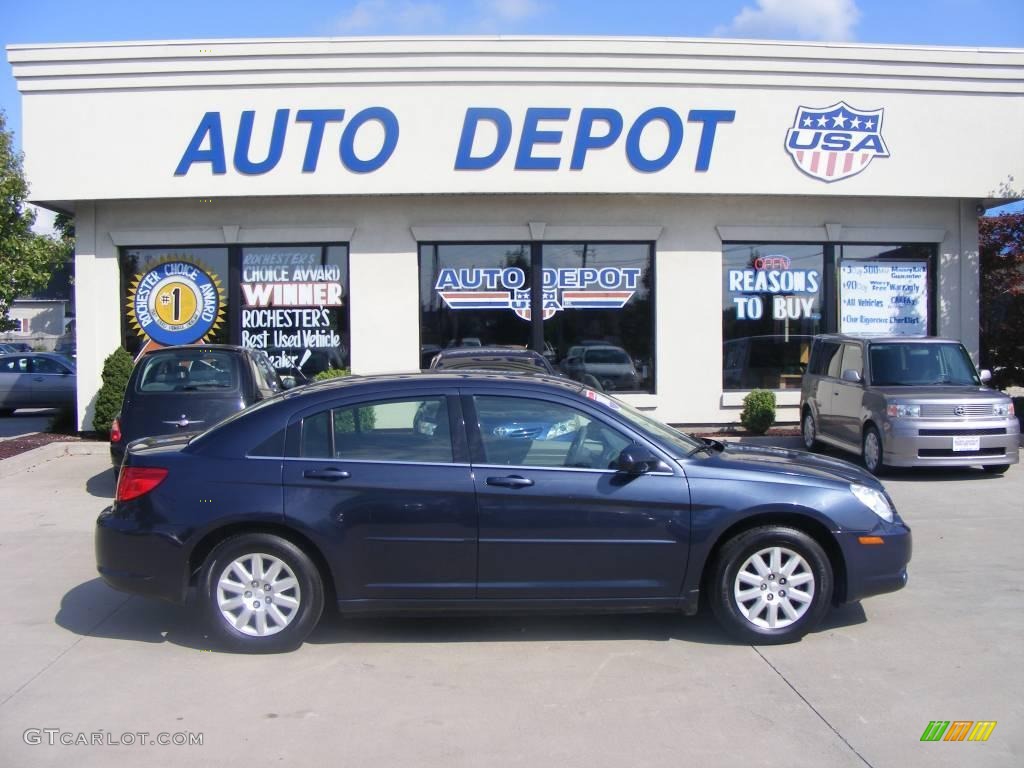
[0,110,69,331]
[979,212,1024,387]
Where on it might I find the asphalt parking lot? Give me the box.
[0,447,1021,767]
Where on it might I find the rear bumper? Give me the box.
[882,418,1020,468]
[836,523,912,603]
[95,507,190,604]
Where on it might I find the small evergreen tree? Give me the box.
[92,347,135,434]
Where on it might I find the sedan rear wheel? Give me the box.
[201,533,324,653]
[709,526,832,644]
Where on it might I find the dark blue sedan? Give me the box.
[96,372,911,652]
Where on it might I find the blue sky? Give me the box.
[2,0,1023,221]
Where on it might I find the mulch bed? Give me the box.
[0,432,84,461]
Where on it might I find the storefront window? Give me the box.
[722,244,823,390]
[120,247,230,357]
[419,242,655,392]
[722,242,935,390]
[542,243,653,392]
[120,244,349,377]
[240,245,349,376]
[419,244,532,366]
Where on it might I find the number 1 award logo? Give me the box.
[127,257,226,345]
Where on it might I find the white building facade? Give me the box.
[8,37,1024,429]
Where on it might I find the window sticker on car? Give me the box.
[583,389,621,410]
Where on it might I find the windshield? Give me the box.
[869,342,980,386]
[586,390,701,456]
[436,356,550,374]
[585,348,630,365]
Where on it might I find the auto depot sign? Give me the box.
[173,106,737,177]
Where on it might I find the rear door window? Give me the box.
[299,397,454,463]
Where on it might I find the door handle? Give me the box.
[486,475,534,488]
[33,376,44,382]
[303,468,351,481]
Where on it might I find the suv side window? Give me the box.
[823,343,844,378]
[300,397,454,463]
[841,343,864,378]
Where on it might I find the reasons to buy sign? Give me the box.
[839,261,927,336]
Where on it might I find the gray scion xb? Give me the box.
[800,334,1020,475]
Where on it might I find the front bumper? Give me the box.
[95,507,190,604]
[836,523,912,603]
[882,417,1020,468]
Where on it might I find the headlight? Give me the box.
[994,402,1014,417]
[886,404,920,418]
[850,483,894,522]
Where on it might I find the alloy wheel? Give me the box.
[733,546,815,629]
[216,553,302,637]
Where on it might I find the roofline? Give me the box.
[7,35,1024,55]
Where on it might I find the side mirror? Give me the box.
[279,375,298,390]
[980,369,992,383]
[616,444,662,474]
[841,369,863,384]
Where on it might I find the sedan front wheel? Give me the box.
[709,526,833,644]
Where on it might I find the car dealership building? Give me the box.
[7,36,1024,429]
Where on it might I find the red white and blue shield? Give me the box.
[785,102,889,183]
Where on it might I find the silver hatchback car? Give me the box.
[800,335,1020,474]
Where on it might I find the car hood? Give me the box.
[871,385,1008,401]
[697,442,881,488]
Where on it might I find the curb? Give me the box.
[0,441,109,479]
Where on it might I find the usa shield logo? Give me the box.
[785,102,890,183]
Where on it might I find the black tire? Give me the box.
[801,408,818,451]
[862,425,885,476]
[709,526,833,644]
[200,533,324,653]
[982,464,1010,475]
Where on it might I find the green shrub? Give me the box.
[312,368,375,431]
[740,389,776,435]
[92,347,134,435]
[312,367,351,381]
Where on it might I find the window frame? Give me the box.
[286,392,469,466]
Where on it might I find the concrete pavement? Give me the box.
[0,447,1021,767]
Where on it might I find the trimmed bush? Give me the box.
[312,367,352,381]
[92,347,134,435]
[740,389,776,435]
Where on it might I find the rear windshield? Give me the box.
[869,342,980,386]
[134,350,241,393]
[435,355,550,373]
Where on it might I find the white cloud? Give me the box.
[333,0,446,34]
[329,0,544,35]
[481,0,543,22]
[715,0,861,42]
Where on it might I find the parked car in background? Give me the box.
[800,334,1020,474]
[0,352,76,415]
[97,371,911,652]
[429,346,603,390]
[562,344,639,391]
[1,342,34,353]
[110,345,293,468]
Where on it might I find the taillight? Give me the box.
[110,417,122,444]
[116,467,168,502]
